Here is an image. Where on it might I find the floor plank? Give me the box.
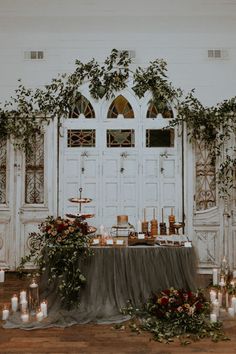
[1,272,236,354]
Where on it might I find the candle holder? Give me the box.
[29,278,39,315]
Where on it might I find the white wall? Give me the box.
[0,0,235,106]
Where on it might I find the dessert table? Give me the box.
[3,245,198,329]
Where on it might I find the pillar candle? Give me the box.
[233,270,236,278]
[231,296,236,312]
[2,308,9,320]
[212,300,220,316]
[40,301,48,318]
[36,310,44,322]
[228,307,234,317]
[0,269,5,283]
[20,300,28,312]
[210,290,217,303]
[137,219,142,233]
[20,290,27,303]
[218,292,223,307]
[210,313,217,322]
[11,294,18,312]
[212,268,218,286]
[21,311,29,322]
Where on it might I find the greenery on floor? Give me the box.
[119,287,229,345]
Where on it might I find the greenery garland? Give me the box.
[17,216,93,310]
[1,48,236,196]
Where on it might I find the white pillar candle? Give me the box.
[2,308,9,320]
[230,281,235,288]
[219,277,225,287]
[228,307,234,317]
[233,270,236,278]
[20,300,28,312]
[99,225,105,235]
[0,269,5,283]
[21,312,29,323]
[40,301,48,318]
[20,290,27,303]
[218,292,223,307]
[36,310,44,322]
[231,296,236,312]
[212,300,220,316]
[210,313,217,322]
[212,268,218,286]
[210,290,217,302]
[11,294,18,312]
[137,219,142,233]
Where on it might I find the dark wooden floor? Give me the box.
[1,273,236,354]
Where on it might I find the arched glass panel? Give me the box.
[107,95,134,118]
[147,102,174,119]
[69,95,95,118]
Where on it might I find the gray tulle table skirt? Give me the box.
[3,246,198,330]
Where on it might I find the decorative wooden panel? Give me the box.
[0,139,7,204]
[194,230,218,265]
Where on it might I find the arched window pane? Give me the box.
[69,95,95,118]
[107,95,134,118]
[147,102,174,119]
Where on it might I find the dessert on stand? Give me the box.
[66,187,97,235]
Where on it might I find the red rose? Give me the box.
[160,297,169,305]
[57,223,65,232]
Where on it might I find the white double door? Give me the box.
[60,146,181,231]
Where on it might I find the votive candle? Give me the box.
[21,311,29,323]
[36,310,44,322]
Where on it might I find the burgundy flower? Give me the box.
[160,297,169,305]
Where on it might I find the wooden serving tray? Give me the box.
[128,237,156,246]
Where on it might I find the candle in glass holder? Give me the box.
[2,305,9,320]
[0,269,5,283]
[40,300,48,318]
[29,278,39,315]
[11,294,18,312]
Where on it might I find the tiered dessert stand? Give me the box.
[66,188,97,235]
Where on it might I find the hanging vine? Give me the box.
[1,48,236,196]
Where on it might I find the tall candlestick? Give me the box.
[144,208,146,221]
[0,269,5,283]
[218,292,223,307]
[162,208,164,223]
[153,208,155,219]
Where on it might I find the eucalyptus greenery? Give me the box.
[1,48,236,196]
[120,288,229,345]
[17,216,93,310]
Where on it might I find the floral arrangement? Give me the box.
[18,216,93,309]
[120,287,228,344]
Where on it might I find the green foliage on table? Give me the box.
[120,287,229,344]
[17,216,93,310]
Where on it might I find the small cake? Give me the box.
[117,215,129,226]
